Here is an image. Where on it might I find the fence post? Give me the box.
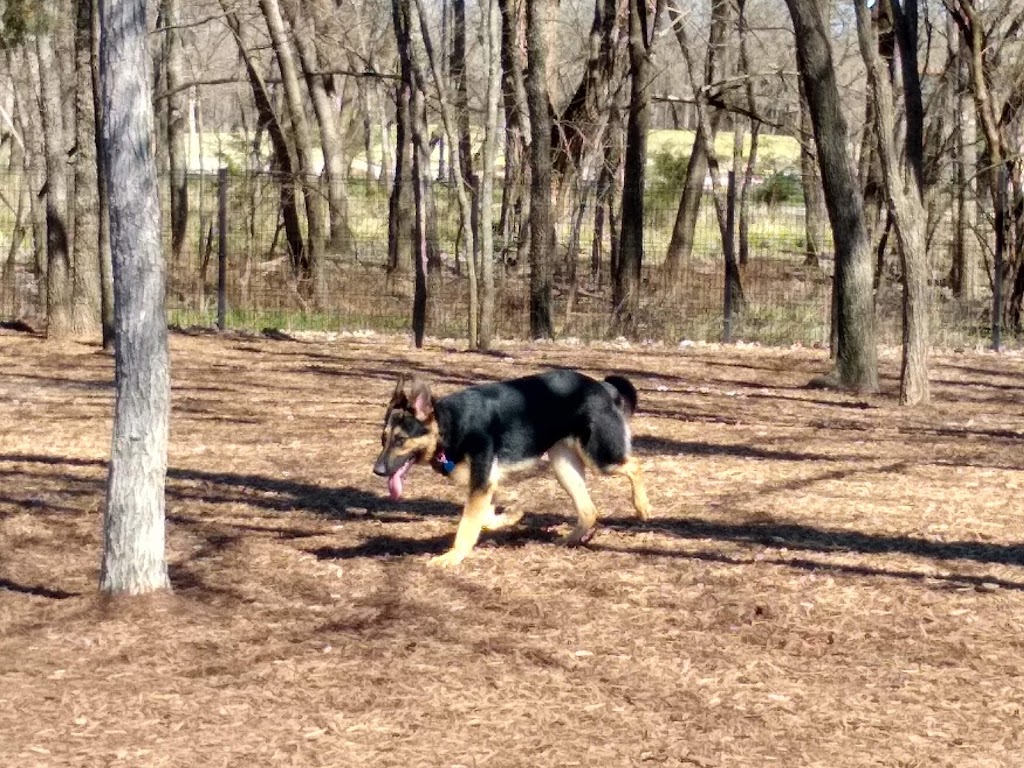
[217,167,228,332]
[992,163,1006,351]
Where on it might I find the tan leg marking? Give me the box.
[481,505,524,531]
[549,442,599,546]
[607,455,652,520]
[428,484,495,568]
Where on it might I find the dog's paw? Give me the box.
[634,502,653,521]
[558,526,596,547]
[427,550,467,568]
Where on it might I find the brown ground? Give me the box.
[2,330,1024,768]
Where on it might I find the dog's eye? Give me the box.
[393,435,406,446]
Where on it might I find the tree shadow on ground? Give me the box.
[0,577,78,599]
[5,453,1023,591]
[633,434,864,462]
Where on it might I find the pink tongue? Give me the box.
[388,461,412,500]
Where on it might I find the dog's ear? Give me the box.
[409,378,434,421]
[388,375,410,410]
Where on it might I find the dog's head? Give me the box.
[372,375,439,499]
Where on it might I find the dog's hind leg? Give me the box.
[549,441,599,545]
[606,455,652,521]
[429,484,495,568]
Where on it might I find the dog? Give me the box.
[372,369,652,567]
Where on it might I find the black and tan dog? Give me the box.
[372,369,652,567]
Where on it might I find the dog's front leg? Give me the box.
[428,484,495,568]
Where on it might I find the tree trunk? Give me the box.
[949,19,978,300]
[613,0,663,336]
[99,0,171,595]
[525,0,554,338]
[496,0,529,271]
[409,0,478,345]
[283,0,352,252]
[72,0,103,339]
[387,73,415,277]
[224,6,306,276]
[478,0,501,350]
[90,0,114,349]
[37,7,74,340]
[854,0,928,404]
[259,0,325,298]
[161,0,189,267]
[799,83,829,266]
[663,0,727,283]
[785,0,879,392]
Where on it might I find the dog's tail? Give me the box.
[603,375,638,419]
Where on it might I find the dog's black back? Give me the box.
[434,369,634,487]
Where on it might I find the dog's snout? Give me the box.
[372,458,389,477]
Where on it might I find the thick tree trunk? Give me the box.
[854,0,928,404]
[785,0,879,392]
[99,0,171,595]
[259,0,325,297]
[73,0,103,339]
[525,0,554,338]
[37,8,74,340]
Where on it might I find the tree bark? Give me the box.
[72,0,103,339]
[224,6,306,276]
[784,0,879,392]
[259,0,325,298]
[663,0,727,283]
[613,0,663,336]
[478,0,501,349]
[409,0,479,345]
[92,0,114,349]
[161,0,189,267]
[283,0,352,252]
[525,0,554,338]
[854,0,928,404]
[99,0,171,595]
[37,6,74,340]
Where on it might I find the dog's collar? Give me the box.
[431,450,455,476]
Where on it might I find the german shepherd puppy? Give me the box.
[373,369,652,567]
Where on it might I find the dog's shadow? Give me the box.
[308,518,563,561]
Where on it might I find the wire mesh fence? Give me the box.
[0,168,1001,349]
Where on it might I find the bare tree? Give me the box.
[99,0,171,595]
[160,0,189,267]
[259,0,326,298]
[478,0,502,349]
[663,0,728,283]
[282,0,352,252]
[72,0,103,339]
[784,0,878,392]
[612,0,665,335]
[854,0,929,404]
[36,2,74,339]
[525,0,554,338]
